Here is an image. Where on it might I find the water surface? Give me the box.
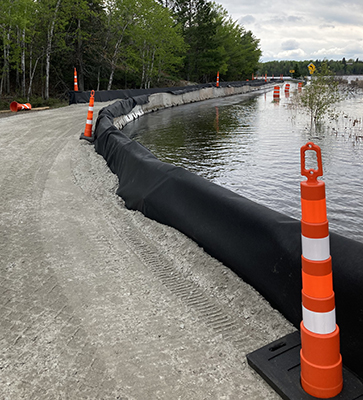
[122,83,363,243]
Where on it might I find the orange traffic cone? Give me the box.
[10,101,32,112]
[300,142,343,398]
[216,71,220,88]
[80,90,95,142]
[74,67,78,91]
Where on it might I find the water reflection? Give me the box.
[122,85,363,243]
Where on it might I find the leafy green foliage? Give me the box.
[0,0,262,99]
[173,0,260,82]
[296,62,345,126]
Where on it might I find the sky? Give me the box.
[216,0,363,62]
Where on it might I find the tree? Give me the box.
[0,0,17,95]
[0,0,262,100]
[236,30,261,80]
[130,0,185,88]
[103,0,136,90]
[342,57,347,74]
[43,0,62,100]
[63,0,105,91]
[173,0,261,83]
[297,62,344,126]
[292,62,301,79]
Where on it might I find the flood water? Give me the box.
[122,82,363,243]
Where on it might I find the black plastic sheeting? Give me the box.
[69,79,272,104]
[93,91,363,380]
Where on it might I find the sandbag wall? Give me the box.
[92,87,363,380]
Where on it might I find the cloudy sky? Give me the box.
[216,0,363,62]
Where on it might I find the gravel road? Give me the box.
[0,103,295,399]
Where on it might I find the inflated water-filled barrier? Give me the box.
[69,79,271,104]
[92,87,363,380]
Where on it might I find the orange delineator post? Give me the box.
[74,67,79,91]
[273,86,280,100]
[300,142,343,398]
[216,71,219,87]
[80,90,95,142]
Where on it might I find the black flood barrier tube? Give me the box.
[69,80,270,104]
[93,95,363,381]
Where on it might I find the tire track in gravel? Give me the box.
[74,141,295,358]
[0,107,130,399]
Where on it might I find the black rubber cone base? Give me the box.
[246,331,363,400]
[79,132,94,142]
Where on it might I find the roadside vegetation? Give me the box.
[287,62,363,132]
[297,62,344,126]
[0,0,261,108]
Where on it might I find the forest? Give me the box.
[0,0,262,102]
[259,58,363,79]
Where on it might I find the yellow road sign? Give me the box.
[308,63,316,74]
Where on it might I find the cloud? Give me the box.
[287,15,303,23]
[281,40,300,51]
[264,14,304,26]
[312,47,344,57]
[275,48,307,60]
[216,0,363,61]
[312,41,363,60]
[319,23,336,29]
[239,15,256,25]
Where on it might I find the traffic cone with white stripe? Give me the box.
[74,67,79,91]
[300,142,343,398]
[216,71,220,87]
[80,90,95,142]
[10,101,32,112]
